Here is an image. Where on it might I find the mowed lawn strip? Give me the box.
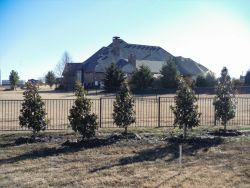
[0,128,250,188]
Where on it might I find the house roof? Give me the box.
[63,63,83,75]
[80,37,210,76]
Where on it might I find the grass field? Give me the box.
[0,127,250,188]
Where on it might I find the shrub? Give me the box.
[171,76,200,139]
[68,81,97,139]
[113,82,136,134]
[19,82,48,136]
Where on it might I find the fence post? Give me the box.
[214,112,216,126]
[158,97,161,127]
[99,98,102,128]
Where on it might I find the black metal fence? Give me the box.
[0,97,250,131]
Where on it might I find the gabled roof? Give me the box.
[175,56,207,76]
[117,59,128,68]
[80,37,210,76]
[63,63,82,75]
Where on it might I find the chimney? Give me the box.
[128,54,136,68]
[112,36,120,57]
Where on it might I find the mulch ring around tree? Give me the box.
[207,129,243,137]
[62,132,143,148]
[14,135,65,145]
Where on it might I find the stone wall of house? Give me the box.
[63,75,77,90]
[84,72,105,87]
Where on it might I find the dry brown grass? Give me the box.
[0,128,250,188]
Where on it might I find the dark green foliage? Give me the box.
[130,65,154,90]
[68,81,97,139]
[196,73,216,87]
[45,71,56,88]
[104,63,126,93]
[19,82,47,135]
[160,58,178,88]
[113,82,136,134]
[195,75,207,87]
[152,77,161,89]
[213,67,236,131]
[74,80,86,97]
[9,70,20,90]
[206,73,217,87]
[245,71,250,86]
[171,76,201,139]
[233,79,244,87]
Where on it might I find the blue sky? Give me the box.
[0,0,250,80]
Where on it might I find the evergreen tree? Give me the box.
[9,70,20,90]
[245,70,250,86]
[233,79,244,87]
[113,82,136,134]
[68,81,97,139]
[74,80,86,97]
[19,82,47,136]
[171,76,200,139]
[45,71,56,88]
[160,58,178,88]
[213,67,236,131]
[104,63,126,93]
[195,75,207,87]
[205,73,216,87]
[196,73,216,87]
[130,65,154,90]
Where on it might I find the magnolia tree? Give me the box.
[113,82,136,134]
[19,82,48,136]
[68,81,98,140]
[213,67,236,131]
[171,76,200,139]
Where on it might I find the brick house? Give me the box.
[63,37,210,89]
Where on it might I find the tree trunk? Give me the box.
[183,125,187,139]
[32,130,37,140]
[224,123,227,132]
[124,126,128,135]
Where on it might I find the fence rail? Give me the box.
[0,97,250,131]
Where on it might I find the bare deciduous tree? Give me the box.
[55,51,72,78]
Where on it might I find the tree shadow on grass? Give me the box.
[90,136,224,173]
[0,134,126,165]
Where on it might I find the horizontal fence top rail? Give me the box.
[0,95,250,101]
[0,96,250,131]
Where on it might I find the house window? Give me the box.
[76,70,82,83]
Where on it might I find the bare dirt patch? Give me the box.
[0,129,249,188]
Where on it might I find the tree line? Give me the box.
[19,67,236,140]
[104,58,250,93]
[6,52,250,91]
